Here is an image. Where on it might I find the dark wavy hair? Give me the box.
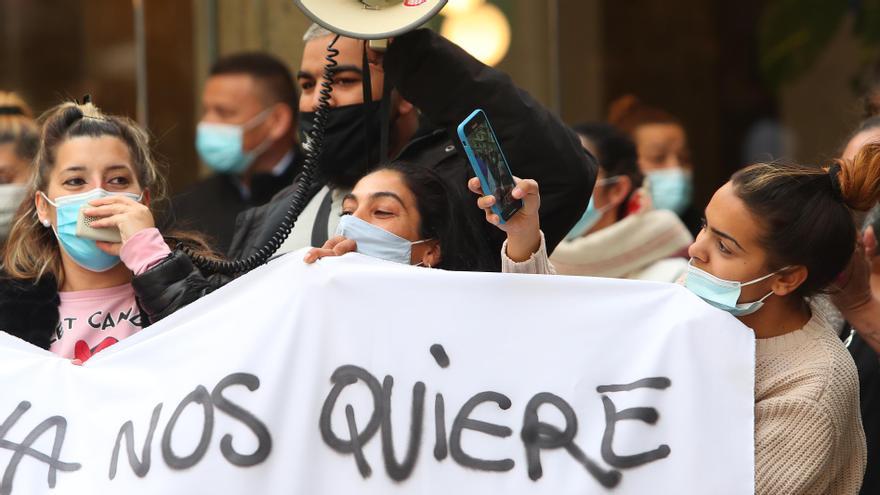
[373,162,495,272]
[573,122,641,221]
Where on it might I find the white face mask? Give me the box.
[684,259,790,317]
[0,183,26,240]
[335,214,430,265]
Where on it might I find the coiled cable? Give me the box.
[182,34,341,275]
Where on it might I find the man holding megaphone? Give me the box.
[225,0,597,271]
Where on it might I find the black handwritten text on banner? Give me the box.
[0,251,755,494]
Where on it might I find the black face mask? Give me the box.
[298,100,384,189]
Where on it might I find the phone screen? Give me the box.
[463,112,522,221]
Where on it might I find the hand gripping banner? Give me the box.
[0,250,755,494]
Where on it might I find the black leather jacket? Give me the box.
[228,28,597,270]
[0,251,221,350]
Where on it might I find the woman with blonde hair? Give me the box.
[0,100,219,362]
[0,91,40,240]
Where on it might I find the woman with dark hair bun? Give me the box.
[471,142,880,492]
[674,152,874,494]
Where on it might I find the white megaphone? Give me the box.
[293,0,448,42]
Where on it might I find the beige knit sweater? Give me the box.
[754,310,866,494]
[503,241,867,492]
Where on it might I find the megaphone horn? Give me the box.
[293,0,449,41]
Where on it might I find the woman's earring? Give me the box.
[41,219,50,228]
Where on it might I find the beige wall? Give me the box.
[557,0,604,124]
[780,15,864,165]
[215,0,312,67]
[495,0,553,109]
[185,0,872,192]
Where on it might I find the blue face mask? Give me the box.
[684,260,788,317]
[335,214,430,265]
[196,109,272,175]
[565,176,621,240]
[648,168,692,215]
[41,188,142,272]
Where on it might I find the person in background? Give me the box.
[0,101,220,363]
[172,52,302,254]
[828,115,880,495]
[0,91,39,242]
[549,123,692,281]
[827,116,880,339]
[832,220,879,495]
[475,144,880,492]
[842,116,880,230]
[608,95,702,237]
[813,117,880,333]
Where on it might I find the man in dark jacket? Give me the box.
[172,52,304,254]
[225,26,596,270]
[122,25,597,323]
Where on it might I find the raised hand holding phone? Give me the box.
[457,109,522,222]
[468,176,542,263]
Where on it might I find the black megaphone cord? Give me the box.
[181,34,342,275]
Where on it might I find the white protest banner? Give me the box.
[0,249,755,494]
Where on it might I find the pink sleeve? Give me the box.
[120,228,172,276]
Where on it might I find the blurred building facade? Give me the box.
[0,0,870,208]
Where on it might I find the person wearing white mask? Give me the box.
[0,91,39,242]
[549,123,692,282]
[172,52,303,254]
[607,95,702,237]
[303,160,550,278]
[303,161,493,272]
[473,146,880,493]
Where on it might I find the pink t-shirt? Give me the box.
[49,228,171,361]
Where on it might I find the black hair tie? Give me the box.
[0,106,23,116]
[828,163,845,202]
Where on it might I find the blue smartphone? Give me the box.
[457,109,523,223]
